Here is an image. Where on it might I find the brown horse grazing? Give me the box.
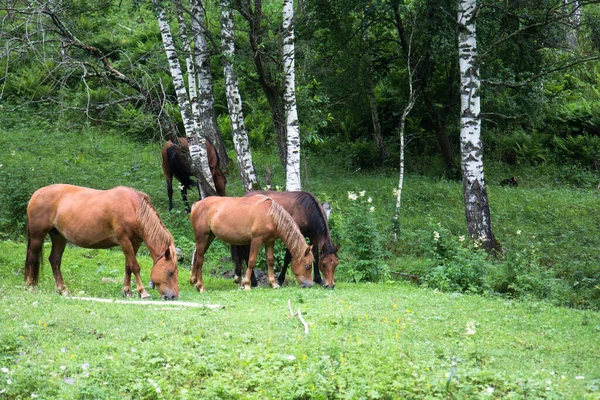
[161,137,227,212]
[232,191,339,288]
[190,195,314,291]
[24,184,179,300]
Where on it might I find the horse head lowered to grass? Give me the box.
[189,195,314,291]
[161,137,226,212]
[231,190,339,288]
[24,184,179,299]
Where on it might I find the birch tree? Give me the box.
[457,0,498,251]
[282,0,302,191]
[220,0,259,193]
[154,0,216,197]
[189,0,229,170]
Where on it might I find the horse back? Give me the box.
[27,184,142,248]
[191,196,274,244]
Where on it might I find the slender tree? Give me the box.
[220,0,259,192]
[282,0,301,191]
[457,0,498,251]
[154,0,216,197]
[189,0,230,170]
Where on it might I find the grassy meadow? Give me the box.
[1,119,600,398]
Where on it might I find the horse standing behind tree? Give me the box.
[189,195,314,291]
[24,184,179,299]
[231,190,339,288]
[161,137,226,212]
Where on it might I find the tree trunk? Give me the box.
[154,0,216,197]
[282,0,301,191]
[190,0,230,171]
[366,72,387,161]
[235,0,287,168]
[458,0,498,252]
[220,0,259,193]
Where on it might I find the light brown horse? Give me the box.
[24,184,179,299]
[161,137,226,212]
[232,191,339,288]
[189,195,314,291]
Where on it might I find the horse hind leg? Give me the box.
[48,229,69,295]
[24,229,45,289]
[191,233,215,292]
[243,240,263,290]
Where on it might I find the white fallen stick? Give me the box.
[69,296,223,309]
[297,309,309,334]
[288,299,309,334]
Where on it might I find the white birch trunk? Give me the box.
[282,0,301,191]
[393,34,416,242]
[190,0,229,171]
[458,0,497,251]
[220,0,258,193]
[154,1,216,196]
[174,0,199,132]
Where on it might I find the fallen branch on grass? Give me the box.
[288,299,309,334]
[69,296,224,309]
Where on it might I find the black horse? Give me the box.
[231,191,339,288]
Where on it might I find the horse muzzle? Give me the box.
[300,280,313,289]
[162,293,178,300]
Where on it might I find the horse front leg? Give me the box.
[120,241,150,299]
[48,231,69,296]
[243,241,263,290]
[166,176,174,212]
[265,242,279,289]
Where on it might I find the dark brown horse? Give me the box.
[232,191,338,288]
[190,195,314,291]
[24,184,179,299]
[161,137,226,212]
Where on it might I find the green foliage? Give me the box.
[422,224,490,294]
[333,191,389,283]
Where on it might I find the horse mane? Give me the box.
[267,198,313,263]
[135,191,173,250]
[291,192,337,256]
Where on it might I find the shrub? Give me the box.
[334,190,389,282]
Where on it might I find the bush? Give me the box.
[333,190,389,282]
[421,224,490,294]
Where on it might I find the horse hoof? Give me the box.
[140,292,151,299]
[243,285,251,291]
[271,283,281,289]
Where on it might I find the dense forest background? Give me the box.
[2,0,600,308]
[3,0,600,175]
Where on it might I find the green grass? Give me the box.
[2,117,600,397]
[1,240,600,398]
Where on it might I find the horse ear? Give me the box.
[305,245,313,257]
[164,247,172,260]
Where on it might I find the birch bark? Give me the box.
[458,0,498,251]
[282,0,301,191]
[190,0,229,170]
[220,0,259,192]
[154,1,216,196]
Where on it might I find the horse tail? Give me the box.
[24,215,43,286]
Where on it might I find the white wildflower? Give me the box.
[486,387,494,394]
[459,236,465,242]
[0,367,8,373]
[433,231,440,241]
[367,197,373,203]
[516,230,522,235]
[369,206,375,213]
[465,321,476,335]
[359,190,366,197]
[347,191,358,201]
